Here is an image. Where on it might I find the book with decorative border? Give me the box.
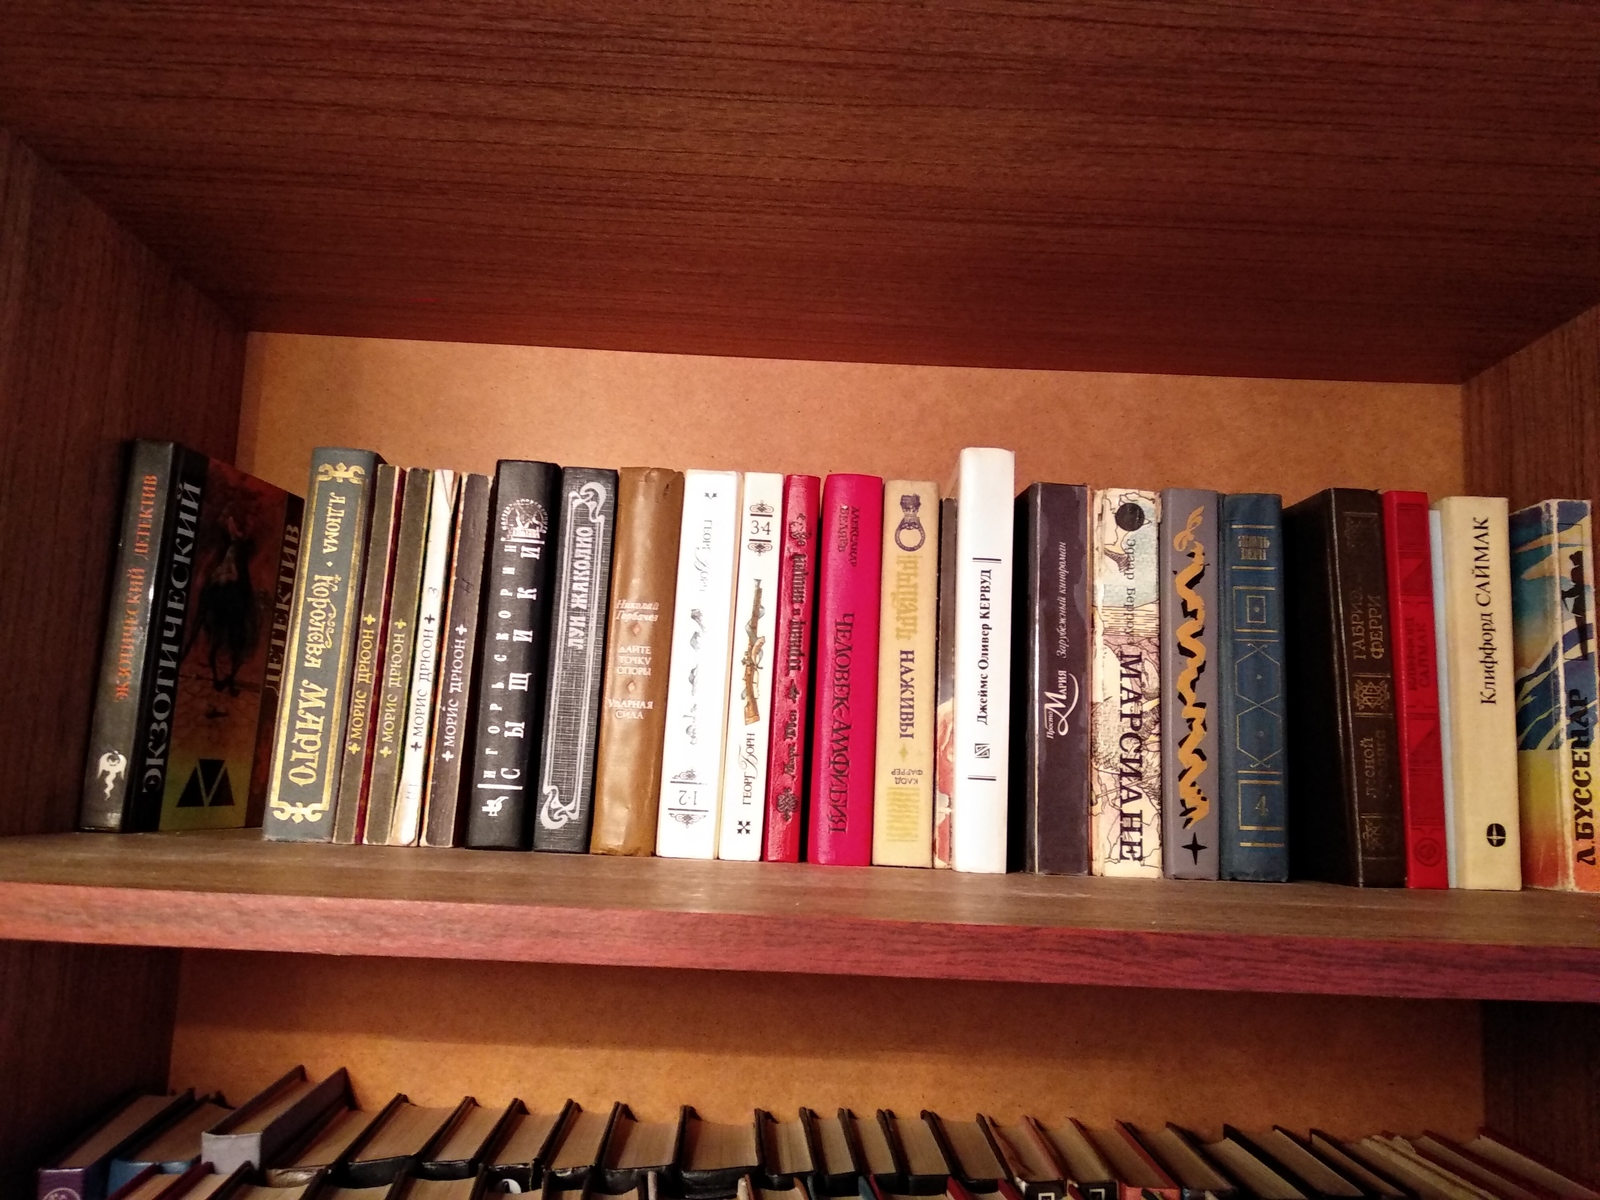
[763,474,820,862]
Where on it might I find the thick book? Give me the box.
[1512,499,1599,891]
[464,460,561,849]
[873,479,940,868]
[246,498,305,828]
[1010,483,1092,876]
[1217,493,1289,883]
[331,463,402,845]
[719,471,785,860]
[1159,487,1221,879]
[263,449,380,840]
[1090,488,1163,877]
[38,1092,196,1200]
[933,497,959,869]
[533,466,619,851]
[108,1097,231,1190]
[591,468,685,855]
[808,473,885,866]
[655,470,742,858]
[1283,487,1405,886]
[1381,491,1450,888]
[361,467,433,845]
[950,449,1015,874]
[203,1066,352,1174]
[422,472,492,848]
[763,474,821,862]
[1432,496,1522,890]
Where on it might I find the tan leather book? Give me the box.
[590,467,686,854]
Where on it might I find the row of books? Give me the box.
[79,440,1599,889]
[41,1065,1598,1200]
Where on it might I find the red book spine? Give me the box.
[1382,490,1450,888]
[807,474,884,865]
[763,475,821,861]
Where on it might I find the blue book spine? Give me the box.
[1218,493,1289,881]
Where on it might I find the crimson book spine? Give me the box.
[807,474,884,865]
[1381,490,1449,888]
[763,474,820,861]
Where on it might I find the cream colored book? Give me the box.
[872,480,939,866]
[1431,496,1521,889]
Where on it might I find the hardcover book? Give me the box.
[1090,488,1163,877]
[763,474,820,862]
[1381,490,1449,888]
[1010,483,1092,875]
[263,448,380,840]
[1511,498,1599,891]
[203,1066,353,1174]
[38,1092,196,1200]
[591,468,685,855]
[534,466,619,852]
[1217,494,1289,883]
[718,471,784,860]
[872,479,940,868]
[422,472,492,848]
[247,500,305,827]
[808,473,885,866]
[933,497,959,869]
[655,470,742,858]
[361,467,434,845]
[465,460,561,850]
[1159,487,1220,879]
[1432,496,1521,890]
[1283,487,1405,887]
[109,1098,232,1189]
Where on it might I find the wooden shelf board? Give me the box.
[0,831,1596,1001]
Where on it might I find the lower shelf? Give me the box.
[0,830,1596,1001]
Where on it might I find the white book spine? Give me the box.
[655,471,742,859]
[950,447,1015,873]
[716,472,784,860]
[392,469,458,845]
[1433,495,1522,890]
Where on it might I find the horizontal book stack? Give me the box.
[41,1067,1597,1200]
[82,440,1599,890]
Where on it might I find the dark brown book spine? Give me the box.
[246,493,304,827]
[1285,487,1406,886]
[590,467,686,855]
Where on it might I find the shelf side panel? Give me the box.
[1483,1002,1600,1181]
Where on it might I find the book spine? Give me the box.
[465,460,561,850]
[263,448,379,839]
[247,494,304,827]
[872,480,940,867]
[655,471,742,858]
[808,473,885,866]
[1434,495,1521,889]
[361,467,433,844]
[422,472,492,848]
[1382,490,1449,888]
[331,464,401,844]
[718,472,785,861]
[127,448,212,831]
[81,441,178,831]
[1089,488,1162,877]
[1012,483,1092,875]
[591,468,685,855]
[762,475,819,862]
[533,467,619,852]
[1217,493,1289,882]
[1159,488,1221,879]
[933,497,958,868]
[392,469,459,844]
[951,449,1014,874]
[1557,502,1599,891]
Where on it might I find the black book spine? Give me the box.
[82,440,179,831]
[246,493,305,827]
[466,460,561,849]
[263,447,380,840]
[422,472,493,848]
[1285,488,1406,885]
[534,467,619,852]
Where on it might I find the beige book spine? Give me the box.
[872,480,940,866]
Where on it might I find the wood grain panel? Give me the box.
[238,333,1462,504]
[1483,1002,1600,1182]
[170,951,1483,1142]
[2,3,1597,380]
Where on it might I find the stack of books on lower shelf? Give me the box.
[80,436,1600,890]
[40,1066,1599,1200]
